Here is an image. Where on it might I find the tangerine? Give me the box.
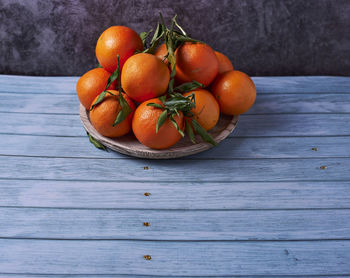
[76,68,116,110]
[211,70,256,115]
[215,51,234,74]
[175,42,218,86]
[183,89,220,131]
[132,98,184,149]
[96,26,144,73]
[121,53,170,102]
[90,90,135,138]
[154,43,168,64]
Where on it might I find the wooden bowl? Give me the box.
[80,104,239,159]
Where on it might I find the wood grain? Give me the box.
[1,134,349,159]
[0,273,350,278]
[0,179,349,209]
[0,75,79,95]
[1,112,350,137]
[1,208,349,240]
[1,75,350,277]
[0,275,348,278]
[0,239,349,275]
[0,156,349,182]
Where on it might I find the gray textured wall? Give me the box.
[0,0,349,76]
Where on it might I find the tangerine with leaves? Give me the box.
[76,68,116,110]
[183,89,220,131]
[211,70,256,115]
[215,51,234,75]
[121,53,170,103]
[96,26,144,73]
[175,42,219,86]
[154,43,168,64]
[90,90,135,138]
[132,98,184,149]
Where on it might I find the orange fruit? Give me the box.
[211,70,256,115]
[76,68,116,110]
[90,90,136,138]
[96,26,144,73]
[132,98,184,149]
[175,42,218,86]
[215,51,234,74]
[154,43,168,64]
[183,89,220,131]
[121,53,170,102]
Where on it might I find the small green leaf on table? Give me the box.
[87,132,107,151]
[192,118,218,146]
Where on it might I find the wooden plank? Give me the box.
[0,239,349,275]
[0,112,83,137]
[1,75,349,94]
[0,75,79,95]
[2,92,350,114]
[1,113,350,137]
[0,93,78,114]
[1,180,349,210]
[0,156,349,182]
[234,114,350,137]
[1,208,349,240]
[252,76,350,93]
[252,93,350,114]
[0,134,349,159]
[0,180,349,209]
[0,273,350,278]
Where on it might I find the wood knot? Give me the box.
[144,192,151,196]
[312,147,318,151]
[144,255,152,260]
[143,222,150,227]
[144,166,149,170]
[320,165,327,170]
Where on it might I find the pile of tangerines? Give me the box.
[76,15,256,150]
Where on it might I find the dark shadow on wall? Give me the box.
[0,0,349,76]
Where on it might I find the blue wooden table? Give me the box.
[0,75,350,277]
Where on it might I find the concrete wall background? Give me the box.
[0,0,349,76]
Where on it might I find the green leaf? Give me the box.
[151,23,163,43]
[105,68,118,90]
[192,118,218,146]
[90,91,107,110]
[174,80,204,93]
[168,64,176,93]
[146,103,165,109]
[158,95,167,103]
[159,12,166,27]
[165,97,191,107]
[170,115,184,137]
[87,132,107,151]
[97,63,103,68]
[140,31,148,41]
[113,92,132,126]
[116,55,125,93]
[173,33,203,44]
[185,119,196,144]
[140,29,153,47]
[90,90,117,110]
[156,109,168,133]
[143,22,164,54]
[160,93,195,115]
[105,56,120,90]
